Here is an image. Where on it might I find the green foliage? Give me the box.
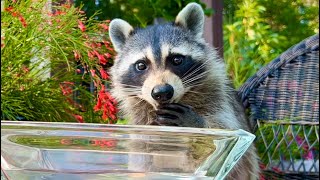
[1,0,115,123]
[73,0,213,27]
[258,0,319,48]
[116,119,128,125]
[223,0,286,88]
[223,0,319,88]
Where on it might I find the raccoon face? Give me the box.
[109,3,211,109]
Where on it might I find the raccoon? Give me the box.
[108,3,260,179]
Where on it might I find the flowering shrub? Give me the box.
[1,0,117,123]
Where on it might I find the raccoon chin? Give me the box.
[153,98,182,110]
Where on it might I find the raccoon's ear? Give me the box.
[109,19,134,52]
[175,3,204,38]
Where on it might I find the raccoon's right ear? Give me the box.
[109,19,134,52]
[175,3,205,39]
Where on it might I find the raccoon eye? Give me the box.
[171,55,184,66]
[135,61,147,71]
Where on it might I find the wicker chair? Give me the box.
[238,34,319,180]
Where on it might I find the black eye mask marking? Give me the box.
[120,59,150,87]
[166,54,205,84]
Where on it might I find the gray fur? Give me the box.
[109,19,134,52]
[175,2,204,39]
[109,2,260,179]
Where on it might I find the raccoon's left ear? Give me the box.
[109,19,134,52]
[175,3,205,39]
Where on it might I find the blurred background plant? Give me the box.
[223,0,319,88]
[73,0,213,27]
[74,0,318,88]
[1,0,117,123]
[1,0,318,123]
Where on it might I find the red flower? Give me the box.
[92,50,99,56]
[88,51,95,59]
[22,65,29,73]
[259,174,266,180]
[102,104,109,120]
[78,20,86,32]
[60,81,74,96]
[5,7,27,27]
[12,12,19,17]
[73,114,84,123]
[99,24,109,31]
[54,11,66,16]
[100,68,109,80]
[62,4,71,9]
[76,69,81,74]
[259,163,266,170]
[18,15,27,27]
[295,135,315,160]
[73,50,81,60]
[90,43,96,48]
[94,98,102,111]
[107,47,114,52]
[63,81,75,85]
[5,7,14,12]
[96,42,102,48]
[98,54,107,65]
[106,20,111,23]
[103,41,111,48]
[110,114,117,121]
[90,69,96,77]
[60,85,72,96]
[94,84,118,122]
[93,50,107,65]
[271,167,281,173]
[304,151,314,160]
[104,53,112,59]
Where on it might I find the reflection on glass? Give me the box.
[1,121,255,179]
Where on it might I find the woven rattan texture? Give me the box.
[238,34,319,179]
[238,34,319,123]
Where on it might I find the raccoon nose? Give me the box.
[151,84,174,102]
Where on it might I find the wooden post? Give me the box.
[212,0,223,58]
[203,0,223,59]
[203,0,214,47]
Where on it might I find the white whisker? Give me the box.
[118,83,142,88]
[181,59,210,81]
[182,71,209,85]
[133,99,144,107]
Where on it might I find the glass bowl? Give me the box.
[1,121,255,179]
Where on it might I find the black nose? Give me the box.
[151,84,174,102]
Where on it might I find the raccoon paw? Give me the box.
[155,103,206,128]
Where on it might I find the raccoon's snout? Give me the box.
[151,84,174,103]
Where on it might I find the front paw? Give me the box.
[155,103,206,128]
